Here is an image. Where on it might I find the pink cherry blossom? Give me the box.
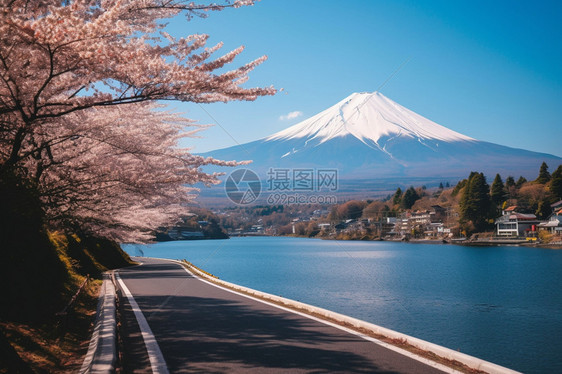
[0,0,272,242]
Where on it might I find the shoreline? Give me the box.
[225,234,562,249]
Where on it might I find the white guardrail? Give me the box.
[80,273,117,374]
[175,259,521,374]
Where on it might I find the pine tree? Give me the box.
[550,165,562,200]
[459,172,492,233]
[439,182,444,189]
[516,176,527,188]
[536,162,551,184]
[490,174,506,207]
[505,175,516,198]
[452,178,468,197]
[393,187,403,206]
[402,186,419,209]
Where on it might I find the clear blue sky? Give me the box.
[167,0,562,158]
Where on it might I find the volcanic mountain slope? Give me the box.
[202,91,561,181]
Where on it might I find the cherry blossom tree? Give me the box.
[0,0,274,242]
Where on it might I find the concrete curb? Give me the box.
[176,259,521,374]
[80,273,117,374]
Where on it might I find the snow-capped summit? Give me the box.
[268,91,473,144]
[202,91,560,185]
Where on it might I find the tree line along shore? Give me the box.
[200,162,562,247]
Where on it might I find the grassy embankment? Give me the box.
[0,232,134,373]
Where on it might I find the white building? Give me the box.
[496,211,539,237]
[538,208,562,234]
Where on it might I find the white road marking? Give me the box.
[116,272,169,374]
[178,263,463,374]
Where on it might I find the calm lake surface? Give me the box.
[123,237,562,373]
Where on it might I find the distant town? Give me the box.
[159,162,562,247]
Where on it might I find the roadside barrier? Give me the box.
[79,273,117,374]
[179,259,521,374]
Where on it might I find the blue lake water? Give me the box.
[123,237,562,373]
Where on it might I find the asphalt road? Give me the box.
[116,257,447,374]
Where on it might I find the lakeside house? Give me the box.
[537,207,562,234]
[495,206,540,237]
[496,203,562,238]
[495,204,548,238]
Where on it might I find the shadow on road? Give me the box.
[135,293,404,373]
[117,260,440,374]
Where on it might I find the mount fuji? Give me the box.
[202,91,561,187]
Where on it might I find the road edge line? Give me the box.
[166,258,520,374]
[115,272,169,374]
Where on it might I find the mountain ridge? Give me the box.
[201,91,561,184]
